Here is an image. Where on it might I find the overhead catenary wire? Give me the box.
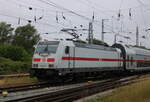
[7,0,137,32]
[39,0,116,29]
[38,0,92,21]
[77,0,120,21]
[0,12,60,29]
[0,6,81,35]
[79,0,116,14]
[13,0,84,26]
[76,0,137,38]
[0,12,76,37]
[76,0,134,34]
[38,0,108,31]
[1,0,146,45]
[7,0,74,27]
[0,11,89,36]
[10,0,61,13]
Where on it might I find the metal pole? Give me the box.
[114,34,117,44]
[88,22,93,44]
[136,26,139,46]
[101,19,104,42]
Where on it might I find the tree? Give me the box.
[0,22,14,44]
[13,24,40,53]
[0,44,31,61]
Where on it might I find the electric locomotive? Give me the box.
[31,39,124,79]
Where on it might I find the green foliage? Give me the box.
[13,24,40,53]
[93,38,109,46]
[0,22,14,44]
[0,44,31,61]
[93,38,103,45]
[0,22,41,74]
[75,40,86,43]
[0,57,31,74]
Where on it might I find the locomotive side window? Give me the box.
[65,46,70,54]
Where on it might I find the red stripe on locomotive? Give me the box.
[47,58,55,62]
[33,58,41,62]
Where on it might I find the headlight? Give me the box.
[49,64,54,68]
[33,64,38,68]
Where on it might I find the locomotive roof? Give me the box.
[74,42,117,51]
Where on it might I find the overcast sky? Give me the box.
[1,0,150,47]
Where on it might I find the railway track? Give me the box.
[0,73,43,93]
[0,81,50,93]
[0,78,94,94]
[0,73,29,79]
[2,73,149,102]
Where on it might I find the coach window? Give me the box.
[127,56,129,67]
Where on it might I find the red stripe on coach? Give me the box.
[131,60,150,62]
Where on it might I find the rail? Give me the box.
[5,74,146,102]
[0,81,50,93]
[0,73,29,79]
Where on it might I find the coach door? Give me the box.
[65,46,75,68]
[126,55,130,69]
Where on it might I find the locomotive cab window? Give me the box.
[35,41,59,54]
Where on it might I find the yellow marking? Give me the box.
[87,80,93,84]
[2,90,8,97]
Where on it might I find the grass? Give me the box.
[0,77,38,87]
[84,77,150,102]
